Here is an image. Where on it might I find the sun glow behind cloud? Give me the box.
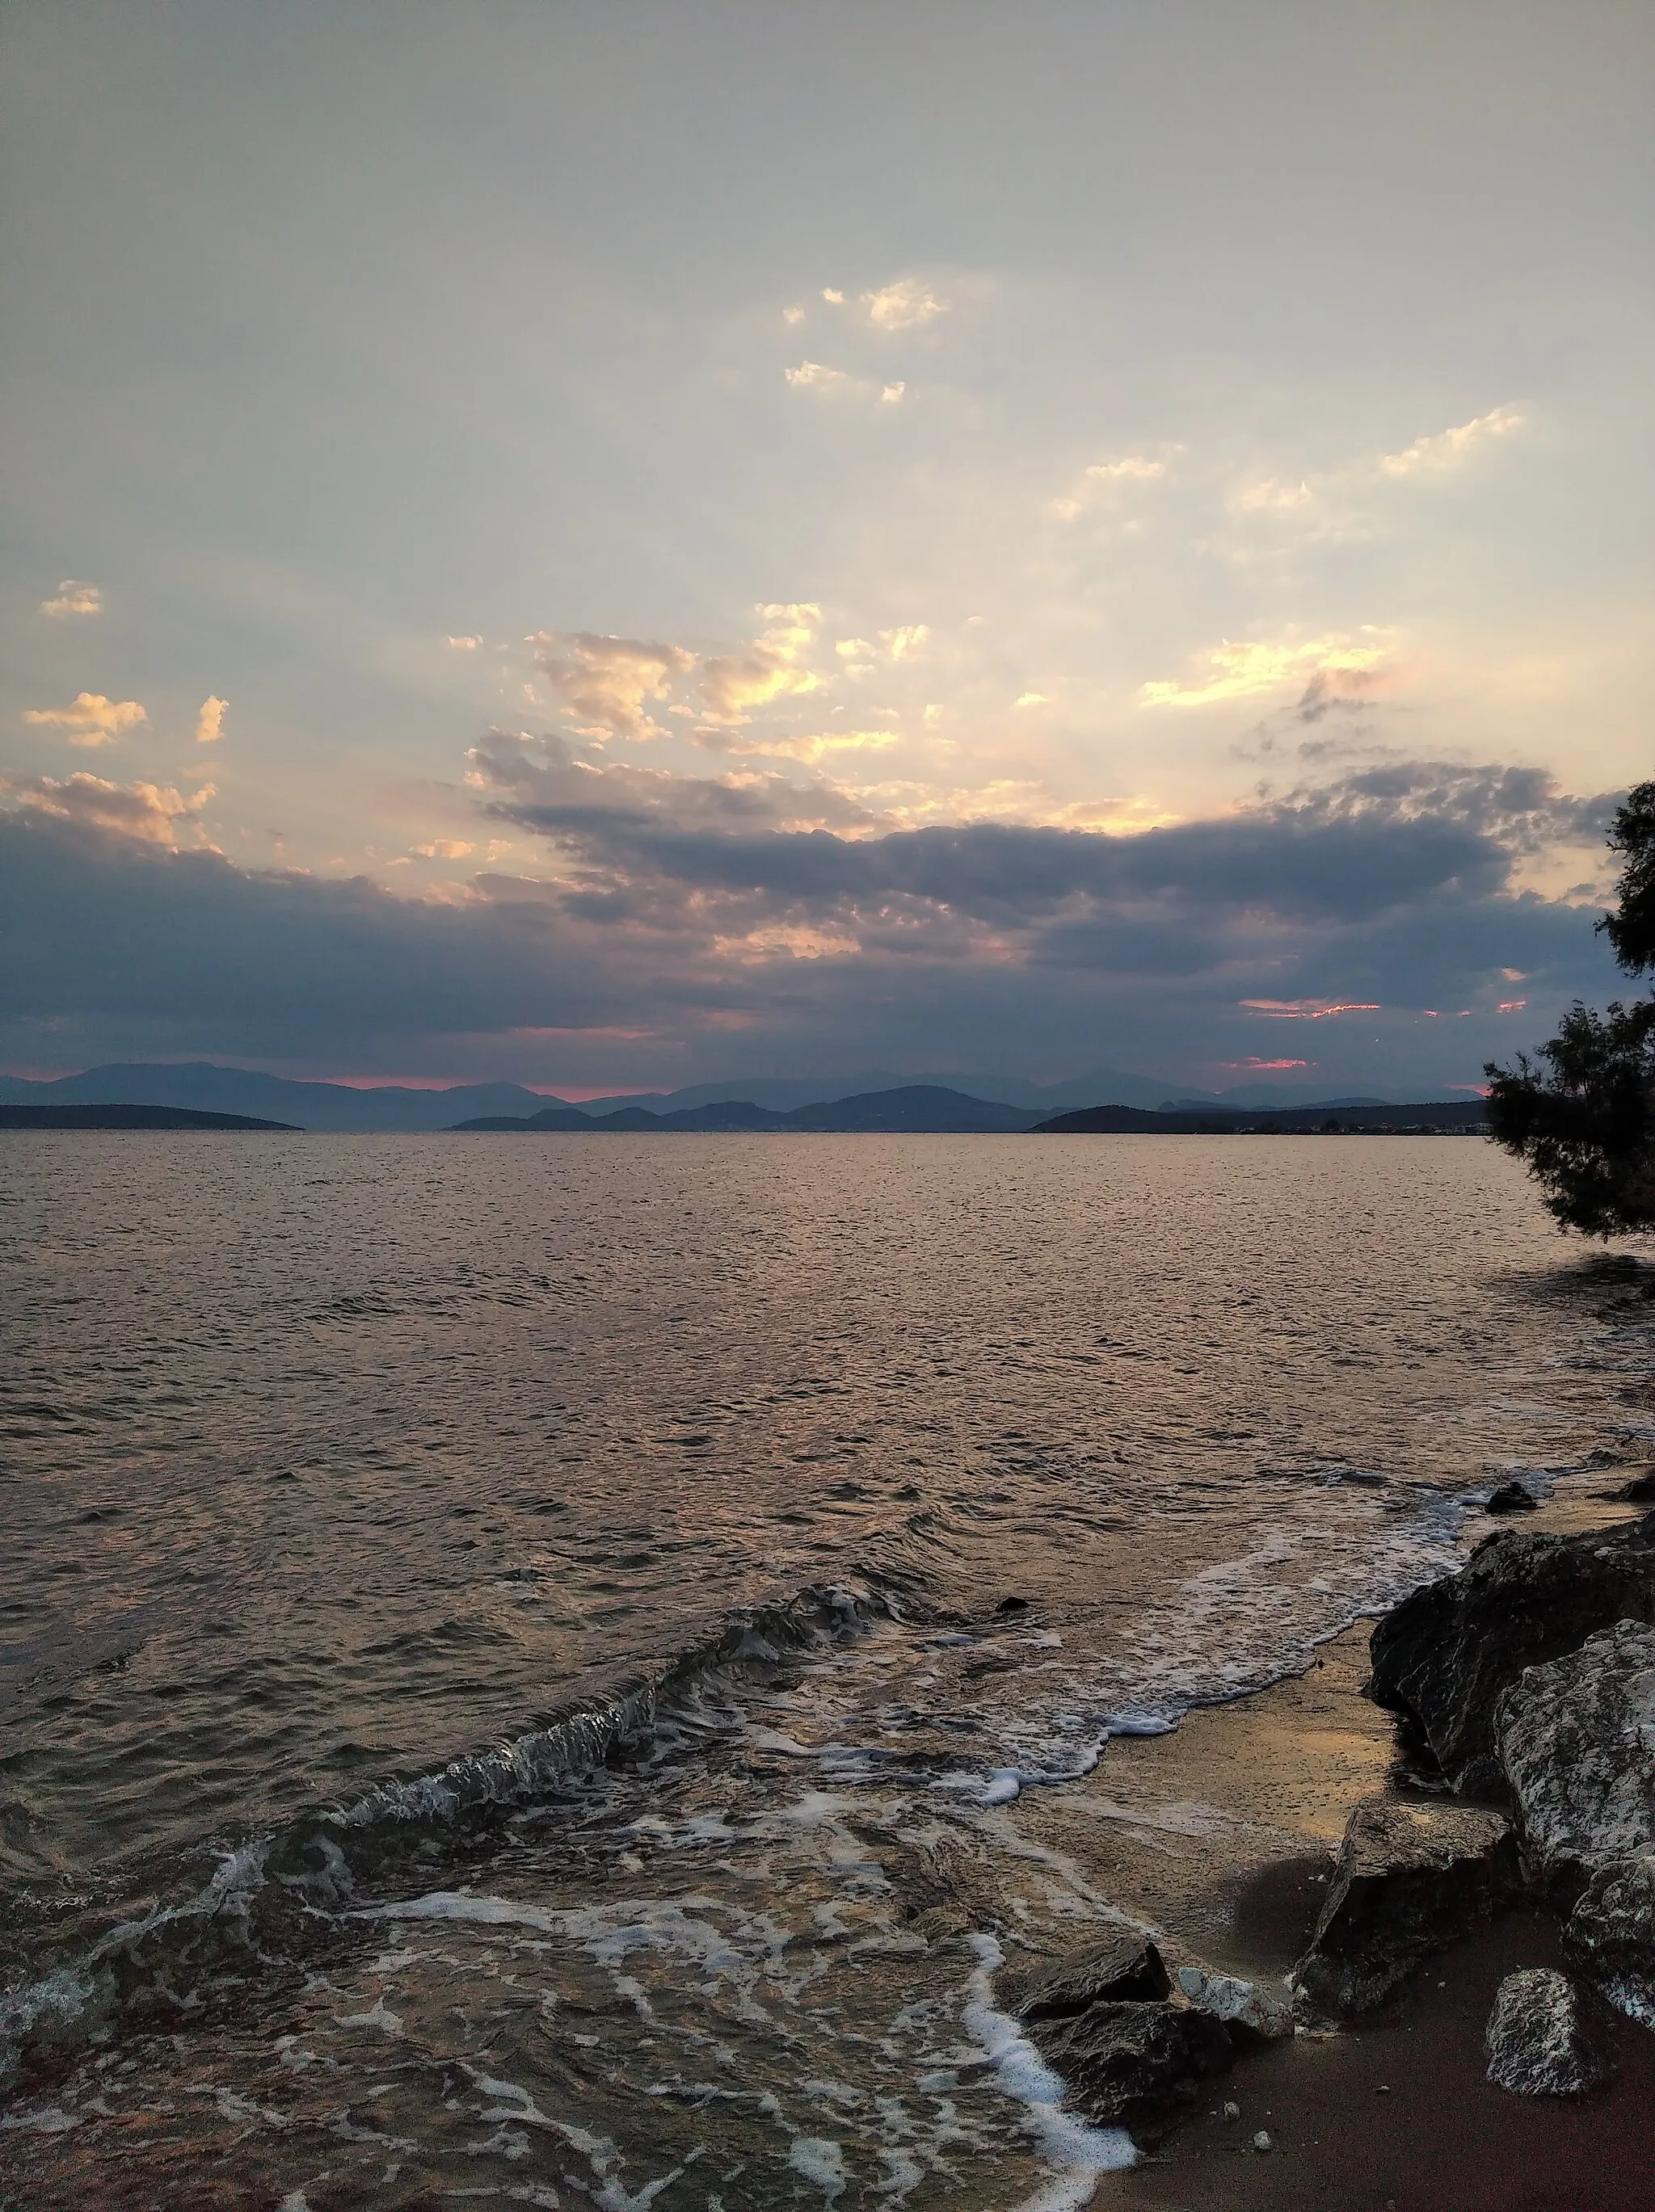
[1140,637,1390,709]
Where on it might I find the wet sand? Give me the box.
[1021,1484,1655,2212]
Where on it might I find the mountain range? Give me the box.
[0,1060,1467,1132]
[454,1085,1044,1133]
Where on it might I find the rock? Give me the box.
[1175,1965,1293,2041]
[1565,1853,1655,2022]
[1030,2000,1233,2126]
[1614,1471,1655,1503]
[1484,1481,1538,1514]
[1253,2130,1274,2152]
[997,1931,1171,2021]
[1291,1797,1516,2016]
[1367,1512,1655,1790]
[1221,2100,1240,2120]
[1484,1968,1610,2095]
[1493,1621,1655,1891]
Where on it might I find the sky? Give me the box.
[3,0,1652,1096]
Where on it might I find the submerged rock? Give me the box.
[1484,1968,1610,2095]
[1175,1965,1292,2041]
[997,1931,1171,2021]
[1494,1621,1655,1891]
[1291,1797,1515,2016]
[1367,1513,1655,1791]
[1032,1999,1233,2126]
[1484,1481,1538,1514]
[1566,1853,1655,2022]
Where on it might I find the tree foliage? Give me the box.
[1486,780,1655,1236]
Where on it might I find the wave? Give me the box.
[0,1579,895,2088]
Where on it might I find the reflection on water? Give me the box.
[1,1133,1649,2203]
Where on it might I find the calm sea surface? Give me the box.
[2,1133,1650,2206]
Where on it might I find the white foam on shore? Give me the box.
[960,1932,1135,2207]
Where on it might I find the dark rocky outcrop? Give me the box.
[1291,1798,1516,2016]
[1565,1854,1655,2024]
[1494,1620,1655,1894]
[997,1932,1242,2129]
[1367,1515,1655,1792]
[997,1932,1170,2020]
[1032,2000,1235,2127]
[1484,1968,1611,2095]
[1484,1480,1538,1514]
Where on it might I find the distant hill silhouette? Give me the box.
[0,1059,1480,1131]
[0,1103,297,1131]
[454,1085,1043,1134]
[1030,1100,1488,1134]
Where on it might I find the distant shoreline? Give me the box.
[1,1095,1485,1137]
[0,1104,297,1131]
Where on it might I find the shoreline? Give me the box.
[2,1482,1650,2207]
[1000,1478,1655,2210]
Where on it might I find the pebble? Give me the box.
[1253,2130,1274,2152]
[1222,2101,1240,2121]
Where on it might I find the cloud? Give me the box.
[40,581,102,618]
[446,633,483,650]
[730,728,899,764]
[861,278,947,330]
[22,692,149,746]
[785,361,907,405]
[482,742,1559,932]
[9,772,213,845]
[1049,455,1167,519]
[785,360,850,393]
[1378,404,1525,477]
[697,603,823,725]
[1228,477,1315,517]
[413,839,475,859]
[196,695,228,745]
[529,631,697,741]
[0,753,1622,1089]
[820,288,844,304]
[1240,999,1383,1019]
[1139,634,1390,709]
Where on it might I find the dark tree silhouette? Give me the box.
[1485,780,1655,1235]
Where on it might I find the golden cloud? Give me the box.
[530,632,697,741]
[40,580,103,618]
[22,692,149,746]
[12,771,213,845]
[1139,634,1389,709]
[1379,404,1524,477]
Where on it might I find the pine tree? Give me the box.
[1485,780,1655,1235]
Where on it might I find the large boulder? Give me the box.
[997,1932,1170,2021]
[1030,2000,1234,2126]
[1368,1513,1655,1791]
[1291,1797,1516,2017]
[1493,1620,1655,1893]
[1565,1853,1655,2023]
[1485,1968,1611,2095]
[999,1933,1241,2129]
[1175,1965,1293,2041]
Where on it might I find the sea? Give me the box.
[2,1131,1652,2208]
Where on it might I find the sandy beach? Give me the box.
[1006,1483,1655,2212]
